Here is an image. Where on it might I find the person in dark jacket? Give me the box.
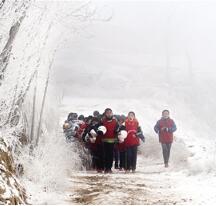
[82,117,103,171]
[67,112,78,121]
[154,110,177,168]
[101,108,119,173]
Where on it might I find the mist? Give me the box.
[53,1,216,138]
[54,1,216,94]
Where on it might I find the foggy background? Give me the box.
[53,1,216,136]
[54,1,216,94]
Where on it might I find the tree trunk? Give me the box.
[0,15,25,84]
[35,59,54,146]
[0,0,6,10]
[30,73,37,143]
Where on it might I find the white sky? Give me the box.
[53,0,216,98]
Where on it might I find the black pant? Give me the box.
[119,151,126,169]
[103,142,115,171]
[114,146,119,168]
[125,146,138,171]
[90,150,97,169]
[95,144,104,170]
[161,143,172,164]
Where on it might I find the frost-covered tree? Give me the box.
[0,0,99,203]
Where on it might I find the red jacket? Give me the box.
[102,118,118,143]
[154,118,177,143]
[77,122,87,139]
[124,118,140,147]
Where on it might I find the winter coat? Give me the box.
[63,121,79,141]
[101,118,119,143]
[154,117,177,143]
[82,123,102,146]
[124,118,140,147]
[76,121,87,139]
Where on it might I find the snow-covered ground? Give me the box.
[67,159,216,205]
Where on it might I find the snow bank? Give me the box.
[19,131,82,204]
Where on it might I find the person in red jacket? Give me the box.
[101,108,119,173]
[124,111,143,173]
[76,115,87,141]
[116,115,127,170]
[154,110,177,168]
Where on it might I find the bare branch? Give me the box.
[0,15,25,83]
[35,57,54,147]
[0,0,6,10]
[2,70,37,127]
[29,72,37,143]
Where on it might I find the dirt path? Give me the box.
[67,166,192,205]
[66,139,194,205]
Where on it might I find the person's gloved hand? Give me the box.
[136,132,145,142]
[97,130,104,136]
[168,128,173,133]
[161,127,169,132]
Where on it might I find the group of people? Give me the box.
[63,108,177,173]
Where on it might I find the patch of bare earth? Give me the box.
[67,171,192,205]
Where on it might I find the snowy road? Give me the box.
[65,142,216,205]
[67,157,192,205]
[24,130,216,205]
